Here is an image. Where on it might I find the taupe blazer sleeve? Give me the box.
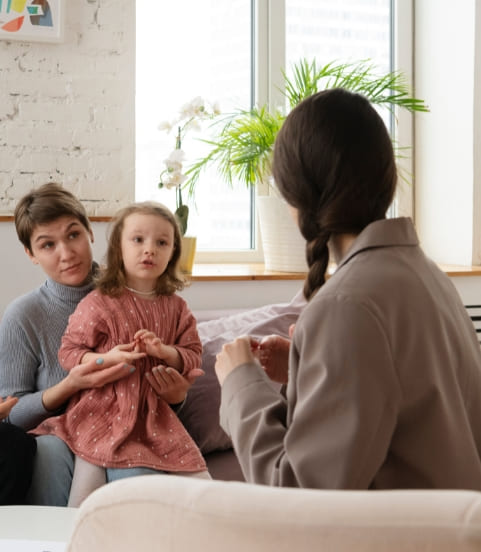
[220,293,402,488]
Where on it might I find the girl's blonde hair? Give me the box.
[95,202,185,296]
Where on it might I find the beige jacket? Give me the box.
[220,217,481,489]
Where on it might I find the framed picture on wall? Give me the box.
[0,0,65,43]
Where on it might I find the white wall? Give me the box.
[414,0,481,265]
[0,0,135,216]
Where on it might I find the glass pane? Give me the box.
[136,1,252,250]
[285,0,391,127]
[286,0,391,71]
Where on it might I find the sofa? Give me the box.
[65,291,481,550]
[66,474,481,551]
[177,290,306,481]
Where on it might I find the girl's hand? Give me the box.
[0,395,19,420]
[215,336,256,386]
[146,366,204,404]
[251,334,291,384]
[103,342,146,366]
[134,329,165,359]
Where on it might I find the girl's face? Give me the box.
[26,215,94,287]
[120,212,175,292]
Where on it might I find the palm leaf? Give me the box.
[183,58,429,197]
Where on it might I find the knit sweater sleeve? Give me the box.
[0,297,56,430]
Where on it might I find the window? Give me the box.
[136,0,406,261]
[135,1,254,260]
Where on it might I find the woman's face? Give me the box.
[26,215,94,287]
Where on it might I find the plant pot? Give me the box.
[257,196,308,273]
[179,236,197,274]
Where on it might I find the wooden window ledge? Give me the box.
[186,263,481,282]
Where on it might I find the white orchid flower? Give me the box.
[211,101,221,116]
[164,148,185,171]
[158,97,221,234]
[158,120,173,132]
[163,170,187,189]
[180,96,207,120]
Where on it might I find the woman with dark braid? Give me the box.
[214,88,481,490]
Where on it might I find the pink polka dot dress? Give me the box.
[32,289,206,473]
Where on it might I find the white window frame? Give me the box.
[193,0,414,263]
[392,0,415,218]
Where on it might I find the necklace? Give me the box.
[125,286,156,296]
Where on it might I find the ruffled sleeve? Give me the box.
[58,292,109,370]
[172,297,202,376]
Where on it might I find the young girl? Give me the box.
[33,202,207,505]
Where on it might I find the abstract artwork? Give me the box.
[0,0,64,43]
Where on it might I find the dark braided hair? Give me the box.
[272,88,397,301]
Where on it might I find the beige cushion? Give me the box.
[67,475,481,552]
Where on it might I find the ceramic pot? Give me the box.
[257,196,308,273]
[179,236,197,274]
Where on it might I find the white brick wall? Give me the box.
[0,0,135,216]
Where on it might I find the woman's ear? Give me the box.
[24,246,39,265]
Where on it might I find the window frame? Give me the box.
[179,0,414,263]
[392,0,415,218]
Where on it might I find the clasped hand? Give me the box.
[87,329,167,368]
[215,325,294,386]
[133,329,167,360]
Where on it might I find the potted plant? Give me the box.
[158,96,220,272]
[184,59,429,271]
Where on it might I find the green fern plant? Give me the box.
[184,58,429,195]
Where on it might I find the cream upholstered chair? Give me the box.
[67,474,481,552]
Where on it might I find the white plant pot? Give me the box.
[257,195,308,273]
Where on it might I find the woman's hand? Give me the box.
[0,395,19,420]
[42,358,136,412]
[251,334,291,384]
[68,358,136,391]
[215,336,256,386]
[146,366,204,404]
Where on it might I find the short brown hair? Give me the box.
[14,182,91,253]
[95,202,185,297]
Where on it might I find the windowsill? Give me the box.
[2,214,481,280]
[438,265,481,276]
[187,263,481,282]
[2,214,481,279]
[187,263,306,281]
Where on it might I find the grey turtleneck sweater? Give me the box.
[0,276,94,430]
